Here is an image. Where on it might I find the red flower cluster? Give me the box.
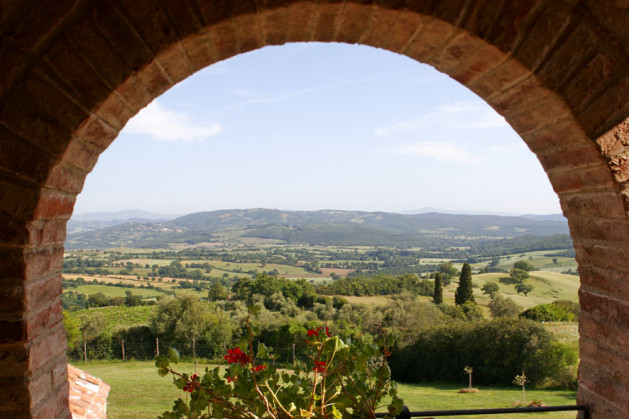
[252,364,267,372]
[226,376,237,383]
[183,374,199,393]
[313,361,327,373]
[306,327,331,342]
[224,348,252,366]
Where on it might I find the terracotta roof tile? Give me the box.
[67,364,111,419]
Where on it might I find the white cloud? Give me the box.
[374,101,508,139]
[396,141,481,164]
[125,100,222,142]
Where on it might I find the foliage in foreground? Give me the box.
[157,309,403,418]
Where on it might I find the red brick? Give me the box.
[580,265,629,301]
[577,241,629,272]
[24,274,63,312]
[0,283,25,314]
[577,386,628,419]
[483,0,546,53]
[40,41,113,113]
[20,73,89,132]
[536,143,607,173]
[561,191,627,220]
[413,21,468,74]
[25,301,63,341]
[114,0,180,56]
[579,362,629,413]
[311,2,344,43]
[443,36,505,86]
[0,381,30,412]
[178,33,218,74]
[235,13,264,53]
[358,7,401,48]
[570,217,629,243]
[24,247,64,281]
[44,162,88,194]
[0,125,54,186]
[0,247,26,279]
[580,338,629,388]
[0,320,24,344]
[580,288,629,326]
[32,190,76,221]
[0,89,71,157]
[29,326,67,371]
[0,179,39,220]
[468,57,530,100]
[0,212,30,246]
[286,1,317,42]
[0,342,29,379]
[29,368,53,408]
[51,357,68,389]
[91,2,154,71]
[74,114,119,151]
[134,60,173,99]
[59,137,100,173]
[261,6,289,46]
[512,2,574,71]
[547,164,616,194]
[522,117,591,153]
[560,53,617,114]
[26,219,68,248]
[205,21,240,62]
[335,2,372,44]
[579,312,629,354]
[32,378,69,419]
[381,9,426,53]
[110,75,153,116]
[535,23,597,91]
[577,76,629,140]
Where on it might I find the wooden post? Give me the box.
[292,343,296,365]
[83,340,87,362]
[121,339,125,361]
[156,337,159,356]
[192,334,196,373]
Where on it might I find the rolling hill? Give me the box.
[65,208,569,249]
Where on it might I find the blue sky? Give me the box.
[74,42,561,216]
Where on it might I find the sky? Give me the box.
[73,42,562,216]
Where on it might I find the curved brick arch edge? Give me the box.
[0,1,628,418]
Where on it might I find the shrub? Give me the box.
[520,302,577,322]
[390,318,576,387]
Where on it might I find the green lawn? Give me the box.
[74,361,577,419]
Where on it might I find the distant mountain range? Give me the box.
[68,210,182,234]
[65,208,569,250]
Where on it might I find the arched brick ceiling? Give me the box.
[0,1,628,417]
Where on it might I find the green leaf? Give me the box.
[155,355,170,369]
[167,348,180,364]
[256,343,271,360]
[157,368,169,377]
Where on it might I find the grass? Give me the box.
[67,284,165,298]
[74,361,577,419]
[471,271,579,310]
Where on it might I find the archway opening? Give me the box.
[64,42,579,416]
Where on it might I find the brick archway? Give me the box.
[0,1,627,417]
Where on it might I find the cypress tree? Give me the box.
[455,263,475,305]
[433,272,443,304]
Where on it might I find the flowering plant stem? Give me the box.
[156,306,404,418]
